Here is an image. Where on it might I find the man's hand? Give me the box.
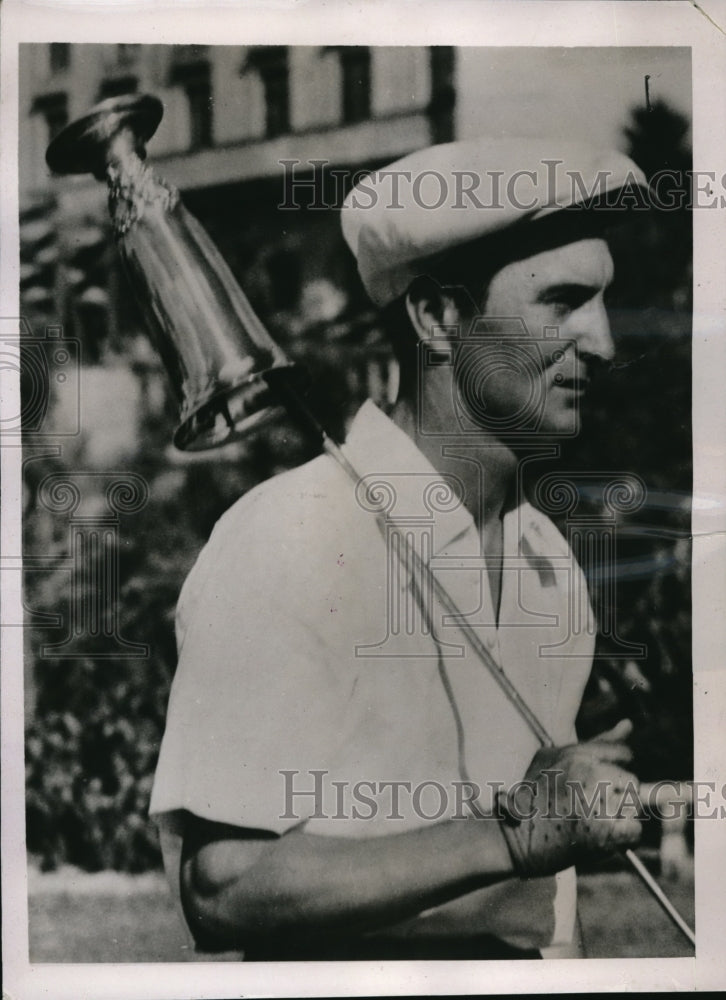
[497,720,642,878]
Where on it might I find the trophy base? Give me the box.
[173,367,299,452]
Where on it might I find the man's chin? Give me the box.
[536,411,582,439]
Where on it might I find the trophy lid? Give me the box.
[46,94,163,178]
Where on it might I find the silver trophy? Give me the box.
[46,93,298,451]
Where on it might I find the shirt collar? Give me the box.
[340,400,476,555]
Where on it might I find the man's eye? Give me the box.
[541,287,593,315]
[548,300,573,319]
[540,297,576,321]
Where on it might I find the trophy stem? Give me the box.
[106,146,180,237]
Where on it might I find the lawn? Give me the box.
[27,863,695,963]
[28,869,191,964]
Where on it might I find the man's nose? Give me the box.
[572,297,615,363]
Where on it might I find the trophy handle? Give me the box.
[46,94,300,451]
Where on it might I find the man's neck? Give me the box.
[389,396,519,530]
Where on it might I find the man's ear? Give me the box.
[405,276,472,341]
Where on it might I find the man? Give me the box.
[150,138,648,959]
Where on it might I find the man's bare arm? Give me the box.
[181,814,514,950]
[180,730,640,951]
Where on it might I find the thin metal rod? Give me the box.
[624,848,696,947]
[423,559,553,744]
[318,431,696,950]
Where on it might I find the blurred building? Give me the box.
[20,44,454,199]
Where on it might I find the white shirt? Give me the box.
[151,400,594,953]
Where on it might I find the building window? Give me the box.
[247,47,290,139]
[116,44,140,68]
[429,47,456,144]
[32,91,68,142]
[170,58,213,150]
[340,47,371,124]
[49,44,70,75]
[97,76,138,101]
[187,76,213,149]
[173,44,209,64]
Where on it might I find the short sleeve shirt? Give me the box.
[150,400,594,952]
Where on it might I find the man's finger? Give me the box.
[594,719,633,743]
[602,768,642,814]
[580,738,633,766]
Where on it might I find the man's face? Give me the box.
[455,237,615,437]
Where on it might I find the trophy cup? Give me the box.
[46,93,299,451]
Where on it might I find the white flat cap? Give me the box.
[341,138,648,307]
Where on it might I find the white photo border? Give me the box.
[2,0,725,995]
